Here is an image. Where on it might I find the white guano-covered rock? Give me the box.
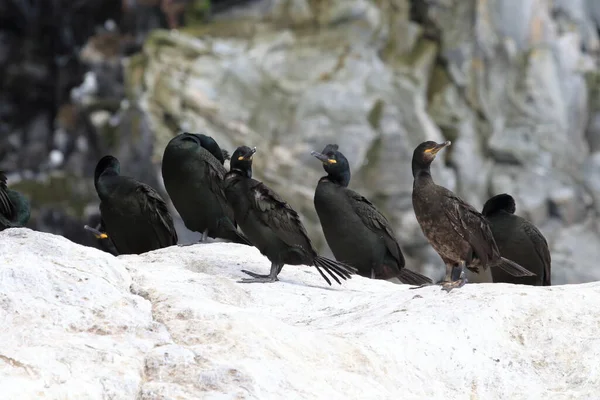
[1,228,599,399]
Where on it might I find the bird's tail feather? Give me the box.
[313,256,358,286]
[495,257,536,277]
[397,268,433,286]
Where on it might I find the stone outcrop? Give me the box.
[1,228,599,399]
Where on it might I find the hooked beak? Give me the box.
[426,140,451,155]
[84,225,108,239]
[311,151,336,164]
[238,147,257,161]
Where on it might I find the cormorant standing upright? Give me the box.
[93,155,178,255]
[311,144,432,285]
[482,193,551,286]
[162,132,250,245]
[411,141,535,291]
[222,146,358,285]
[0,171,30,231]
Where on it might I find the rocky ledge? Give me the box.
[1,228,598,399]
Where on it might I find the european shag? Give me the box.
[482,193,551,286]
[411,141,535,292]
[311,144,432,285]
[222,146,358,285]
[0,171,30,231]
[93,155,178,255]
[161,132,250,245]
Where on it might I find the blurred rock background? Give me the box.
[1,0,599,284]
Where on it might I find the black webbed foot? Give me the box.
[238,264,281,284]
[409,283,435,290]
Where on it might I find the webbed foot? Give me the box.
[238,276,279,283]
[409,283,435,290]
[240,269,272,279]
[238,265,281,284]
[440,278,468,293]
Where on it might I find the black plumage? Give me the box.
[410,141,535,291]
[93,155,178,255]
[162,132,250,245]
[482,193,551,286]
[0,171,30,231]
[222,146,358,285]
[311,144,432,285]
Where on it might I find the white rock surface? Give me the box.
[1,228,600,399]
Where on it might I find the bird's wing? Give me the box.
[524,224,552,285]
[0,171,15,219]
[203,155,235,220]
[250,181,312,250]
[136,184,178,244]
[346,189,405,266]
[442,192,496,265]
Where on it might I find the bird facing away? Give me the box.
[93,155,178,255]
[411,141,535,292]
[311,144,432,286]
[0,171,30,231]
[482,193,551,286]
[161,132,250,245]
[222,146,358,285]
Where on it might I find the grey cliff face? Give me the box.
[131,0,600,284]
[3,0,600,284]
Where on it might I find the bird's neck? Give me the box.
[324,171,350,187]
[95,170,120,199]
[232,167,252,179]
[412,165,433,183]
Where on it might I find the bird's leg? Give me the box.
[239,262,281,283]
[370,268,376,279]
[441,261,468,292]
[187,229,209,245]
[442,263,453,283]
[411,263,452,290]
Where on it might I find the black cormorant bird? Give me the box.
[222,146,358,285]
[482,193,551,286]
[162,132,250,245]
[93,155,178,255]
[311,144,432,285]
[411,141,535,291]
[0,171,30,231]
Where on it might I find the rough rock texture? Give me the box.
[2,228,600,399]
[128,0,600,283]
[4,0,600,284]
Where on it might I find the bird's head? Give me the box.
[230,146,257,178]
[179,132,229,165]
[94,155,120,186]
[411,140,451,177]
[310,144,351,187]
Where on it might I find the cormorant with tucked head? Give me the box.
[91,155,178,255]
[161,132,250,245]
[482,193,551,286]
